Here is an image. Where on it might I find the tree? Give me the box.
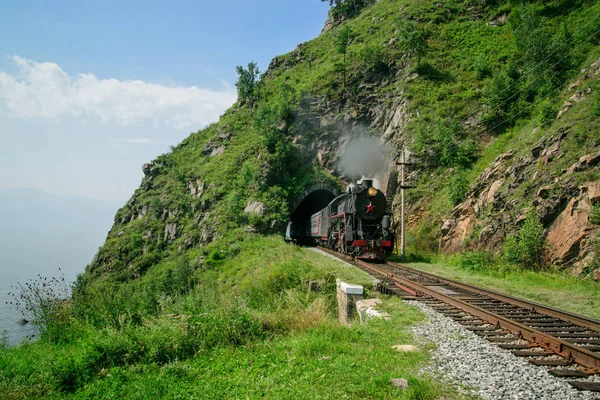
[335,24,352,87]
[396,20,427,68]
[235,62,260,114]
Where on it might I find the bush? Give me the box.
[592,93,600,117]
[473,54,491,80]
[451,250,494,273]
[503,208,547,270]
[590,203,600,225]
[7,271,71,339]
[356,44,389,74]
[537,100,556,127]
[445,168,470,206]
[481,65,519,129]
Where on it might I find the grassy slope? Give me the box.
[0,237,463,399]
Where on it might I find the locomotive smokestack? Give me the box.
[360,179,373,189]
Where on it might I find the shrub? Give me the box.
[473,54,491,80]
[451,250,494,273]
[7,271,71,339]
[592,93,600,117]
[590,203,600,225]
[445,168,470,206]
[537,100,556,127]
[503,208,547,270]
[481,65,519,129]
[356,44,389,74]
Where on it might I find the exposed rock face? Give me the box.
[141,160,162,177]
[439,126,600,276]
[164,223,177,241]
[244,201,265,216]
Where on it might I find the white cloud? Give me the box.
[0,56,237,129]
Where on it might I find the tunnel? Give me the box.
[289,189,337,242]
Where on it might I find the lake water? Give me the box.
[0,189,120,345]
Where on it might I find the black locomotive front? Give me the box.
[308,180,394,260]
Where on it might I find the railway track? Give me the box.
[316,246,600,393]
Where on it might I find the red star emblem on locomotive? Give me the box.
[365,202,376,213]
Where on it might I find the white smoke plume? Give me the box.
[338,136,390,182]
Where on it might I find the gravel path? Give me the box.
[408,301,600,400]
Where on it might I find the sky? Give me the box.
[0,1,331,201]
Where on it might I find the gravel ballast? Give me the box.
[408,301,600,400]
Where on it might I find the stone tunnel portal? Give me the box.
[290,189,337,240]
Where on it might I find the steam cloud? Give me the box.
[338,137,389,180]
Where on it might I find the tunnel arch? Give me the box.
[289,182,340,239]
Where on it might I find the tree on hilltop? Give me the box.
[236,62,260,114]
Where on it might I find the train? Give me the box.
[286,179,394,261]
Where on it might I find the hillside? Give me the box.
[83,0,600,288]
[3,0,600,397]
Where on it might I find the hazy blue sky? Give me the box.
[0,1,330,201]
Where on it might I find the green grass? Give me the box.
[403,259,600,320]
[0,236,464,399]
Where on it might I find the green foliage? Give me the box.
[481,63,520,129]
[537,99,556,126]
[355,43,390,74]
[473,53,491,80]
[503,208,547,270]
[450,250,495,273]
[592,92,600,117]
[590,203,600,225]
[334,24,352,86]
[235,61,260,113]
[445,168,470,206]
[1,236,461,398]
[396,20,427,68]
[414,119,478,169]
[322,0,375,21]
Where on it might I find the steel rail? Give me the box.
[387,261,600,333]
[314,247,600,372]
[356,259,600,373]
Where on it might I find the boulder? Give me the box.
[244,201,265,216]
[210,145,226,157]
[587,180,600,204]
[537,185,552,199]
[390,378,409,390]
[356,298,390,323]
[202,140,216,155]
[391,344,419,352]
[164,223,177,241]
[580,152,600,167]
[141,160,162,177]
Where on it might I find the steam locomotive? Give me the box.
[287,180,394,261]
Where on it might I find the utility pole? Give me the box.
[396,146,415,259]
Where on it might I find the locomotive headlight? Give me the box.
[367,187,377,197]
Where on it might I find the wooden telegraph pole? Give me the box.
[396,146,415,259]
